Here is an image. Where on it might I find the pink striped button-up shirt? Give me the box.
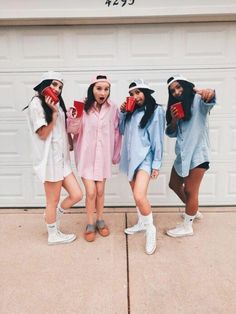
[67,101,122,181]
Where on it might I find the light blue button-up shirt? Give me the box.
[166,93,216,177]
[119,105,165,181]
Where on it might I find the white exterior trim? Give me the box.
[0,2,236,25]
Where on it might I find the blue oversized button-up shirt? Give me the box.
[119,105,165,181]
[166,93,216,177]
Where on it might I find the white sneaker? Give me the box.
[181,211,203,220]
[166,223,193,238]
[145,226,157,255]
[48,231,76,245]
[124,221,146,235]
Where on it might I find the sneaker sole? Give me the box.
[48,235,76,245]
[166,231,193,238]
[124,229,146,235]
[145,245,156,255]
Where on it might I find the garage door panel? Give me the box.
[74,28,119,63]
[0,173,24,198]
[15,29,66,69]
[199,165,236,205]
[228,172,236,198]
[0,122,30,164]
[0,166,30,205]
[0,30,13,68]
[21,33,63,60]
[184,26,228,58]
[210,117,236,162]
[129,27,172,58]
[211,164,236,204]
[199,172,217,204]
[180,24,233,66]
[0,80,16,114]
[31,173,46,205]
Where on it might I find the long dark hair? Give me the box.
[166,78,195,125]
[126,84,158,129]
[24,79,67,124]
[84,75,110,113]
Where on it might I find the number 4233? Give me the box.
[105,0,135,7]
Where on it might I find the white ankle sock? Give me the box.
[57,206,64,217]
[140,212,154,229]
[56,206,64,230]
[184,213,195,226]
[136,207,141,217]
[47,222,57,235]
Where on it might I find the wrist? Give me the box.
[167,121,176,132]
[170,120,177,127]
[52,111,59,121]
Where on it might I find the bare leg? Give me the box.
[44,181,62,224]
[82,178,96,225]
[129,180,139,209]
[95,180,106,220]
[169,167,186,203]
[166,167,206,238]
[61,172,83,209]
[133,170,156,254]
[184,167,206,216]
[132,170,151,216]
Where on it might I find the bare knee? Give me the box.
[96,189,104,198]
[86,190,96,201]
[169,178,184,194]
[184,186,194,200]
[71,190,83,204]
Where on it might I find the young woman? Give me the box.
[67,75,122,242]
[119,79,165,255]
[165,75,216,237]
[26,71,83,245]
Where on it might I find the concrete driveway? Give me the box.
[0,207,235,314]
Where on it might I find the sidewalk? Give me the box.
[0,207,236,314]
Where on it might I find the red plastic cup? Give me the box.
[41,86,59,103]
[126,97,136,113]
[172,102,185,119]
[74,101,84,118]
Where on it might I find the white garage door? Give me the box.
[0,22,235,207]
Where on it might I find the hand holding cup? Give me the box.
[42,86,59,104]
[73,101,84,118]
[125,97,136,113]
[171,102,184,119]
[120,102,126,113]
